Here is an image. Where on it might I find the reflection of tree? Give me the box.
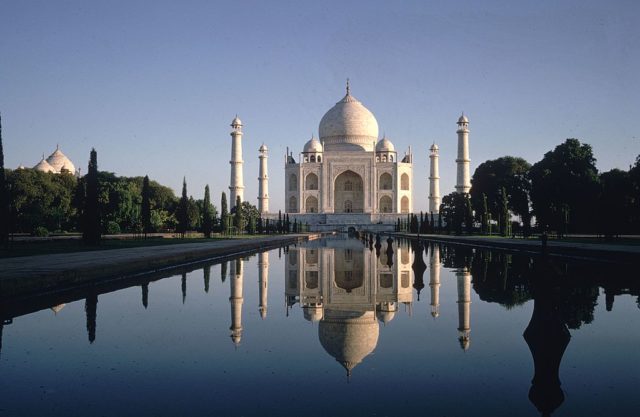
[141,283,148,309]
[181,273,187,304]
[204,265,211,293]
[220,261,227,283]
[470,250,532,308]
[85,294,98,344]
[524,260,571,417]
[385,238,394,268]
[411,240,426,300]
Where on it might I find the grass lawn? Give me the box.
[0,234,269,258]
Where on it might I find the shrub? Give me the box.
[105,221,121,235]
[33,226,49,237]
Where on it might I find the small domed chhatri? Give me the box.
[303,136,323,153]
[33,156,56,173]
[376,136,395,152]
[46,146,76,174]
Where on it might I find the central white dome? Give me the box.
[318,90,379,152]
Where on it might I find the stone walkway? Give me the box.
[391,233,640,262]
[0,234,311,297]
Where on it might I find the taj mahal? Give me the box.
[228,81,472,230]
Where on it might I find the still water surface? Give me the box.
[1,236,639,416]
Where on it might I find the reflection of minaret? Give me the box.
[258,252,269,319]
[455,113,471,194]
[85,294,98,344]
[258,144,269,215]
[142,283,149,309]
[524,277,571,417]
[429,143,441,213]
[456,268,471,350]
[229,116,244,204]
[429,244,441,318]
[229,258,244,346]
[204,265,211,293]
[181,273,187,304]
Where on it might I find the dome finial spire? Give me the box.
[346,78,350,95]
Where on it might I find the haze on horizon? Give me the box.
[1,0,638,212]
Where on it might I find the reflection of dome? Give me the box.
[303,305,324,322]
[376,310,396,324]
[46,147,76,174]
[318,87,379,152]
[376,136,395,152]
[319,310,379,376]
[33,157,56,173]
[303,136,323,153]
[50,304,66,314]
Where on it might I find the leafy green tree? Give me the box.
[83,148,100,244]
[470,156,531,234]
[202,185,213,238]
[176,177,188,237]
[530,139,599,233]
[187,196,200,230]
[480,193,488,234]
[441,192,467,235]
[598,169,632,237]
[141,175,151,237]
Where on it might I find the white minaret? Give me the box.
[229,258,244,346]
[258,252,269,319]
[429,244,441,318]
[428,143,441,214]
[456,267,472,350]
[229,115,244,204]
[258,143,269,215]
[455,113,471,194]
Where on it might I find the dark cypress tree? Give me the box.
[278,210,282,233]
[141,175,151,237]
[83,148,100,244]
[234,196,243,234]
[221,192,228,235]
[0,114,8,245]
[430,212,435,231]
[177,177,189,238]
[500,187,509,236]
[285,214,290,233]
[202,185,213,238]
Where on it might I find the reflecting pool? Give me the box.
[1,236,639,416]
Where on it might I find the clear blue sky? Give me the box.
[1,0,638,212]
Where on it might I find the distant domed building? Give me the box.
[285,82,413,230]
[29,146,78,175]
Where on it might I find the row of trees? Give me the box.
[440,138,640,236]
[0,139,301,241]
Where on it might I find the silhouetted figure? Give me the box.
[524,270,571,417]
[374,234,382,258]
[411,241,426,301]
[204,265,211,293]
[221,261,228,283]
[181,273,187,304]
[369,234,374,245]
[85,294,98,344]
[141,283,149,309]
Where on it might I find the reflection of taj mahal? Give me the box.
[285,237,415,376]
